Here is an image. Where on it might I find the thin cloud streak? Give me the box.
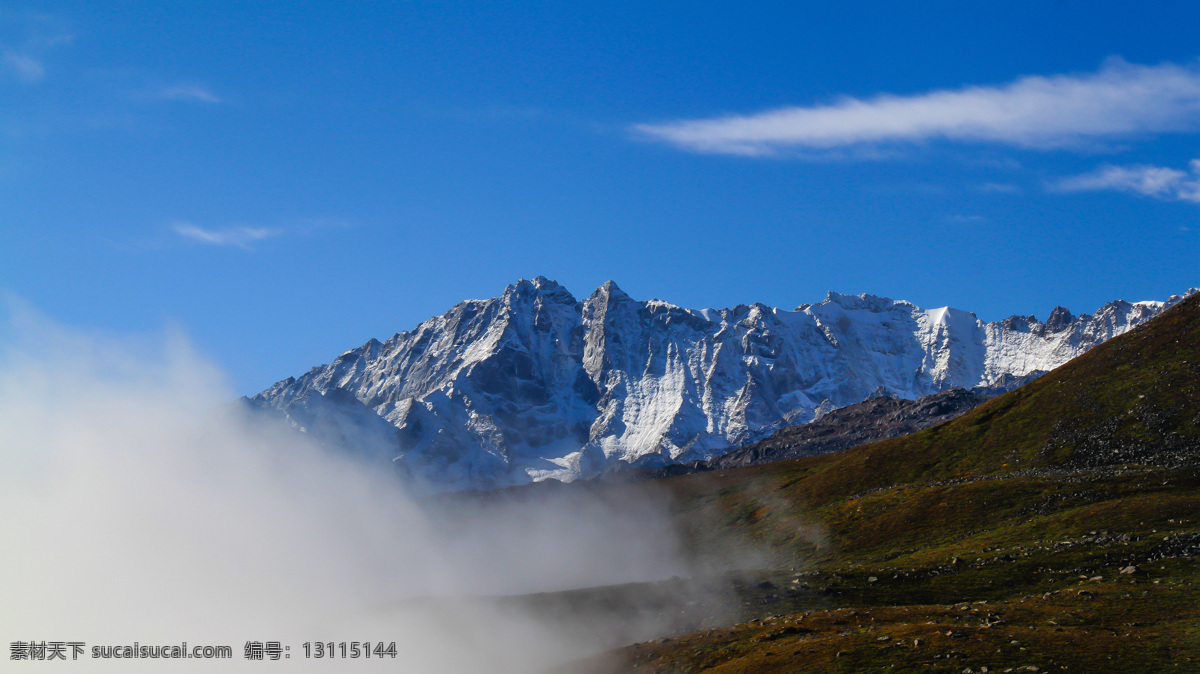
[159,85,222,104]
[633,58,1200,155]
[946,214,988,225]
[0,10,73,83]
[1052,160,1200,204]
[976,182,1021,194]
[2,51,44,82]
[172,223,282,249]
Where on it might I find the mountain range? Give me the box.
[564,272,1200,674]
[246,278,1196,490]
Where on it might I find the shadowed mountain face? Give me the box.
[723,389,988,465]
[638,388,989,479]
[248,278,1196,490]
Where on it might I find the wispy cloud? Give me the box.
[1051,160,1200,203]
[946,214,988,224]
[976,182,1021,194]
[158,84,222,104]
[0,10,72,84]
[2,50,43,82]
[633,58,1200,156]
[172,222,282,249]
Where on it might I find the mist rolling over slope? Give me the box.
[0,304,720,673]
[249,278,1196,491]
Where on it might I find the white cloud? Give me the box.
[0,307,696,672]
[946,214,987,224]
[633,58,1200,155]
[2,50,44,82]
[172,222,282,248]
[1052,159,1200,203]
[159,84,222,104]
[976,182,1021,194]
[0,10,72,83]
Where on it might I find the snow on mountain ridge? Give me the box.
[248,280,1198,490]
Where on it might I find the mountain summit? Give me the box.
[247,280,1196,490]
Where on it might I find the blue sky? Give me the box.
[3,1,1199,394]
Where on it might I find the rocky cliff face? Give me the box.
[246,278,1196,490]
[639,388,990,480]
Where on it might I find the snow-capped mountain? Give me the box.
[246,278,1196,490]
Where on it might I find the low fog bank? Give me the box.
[0,306,730,672]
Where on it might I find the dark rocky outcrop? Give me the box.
[632,388,988,479]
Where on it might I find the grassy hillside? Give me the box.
[557,293,1200,672]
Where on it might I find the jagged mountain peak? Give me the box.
[816,291,917,313]
[502,276,577,304]
[597,279,626,294]
[1044,305,1075,332]
[586,279,633,303]
[925,304,980,323]
[249,281,1193,491]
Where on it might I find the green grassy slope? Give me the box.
[561,293,1200,673]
